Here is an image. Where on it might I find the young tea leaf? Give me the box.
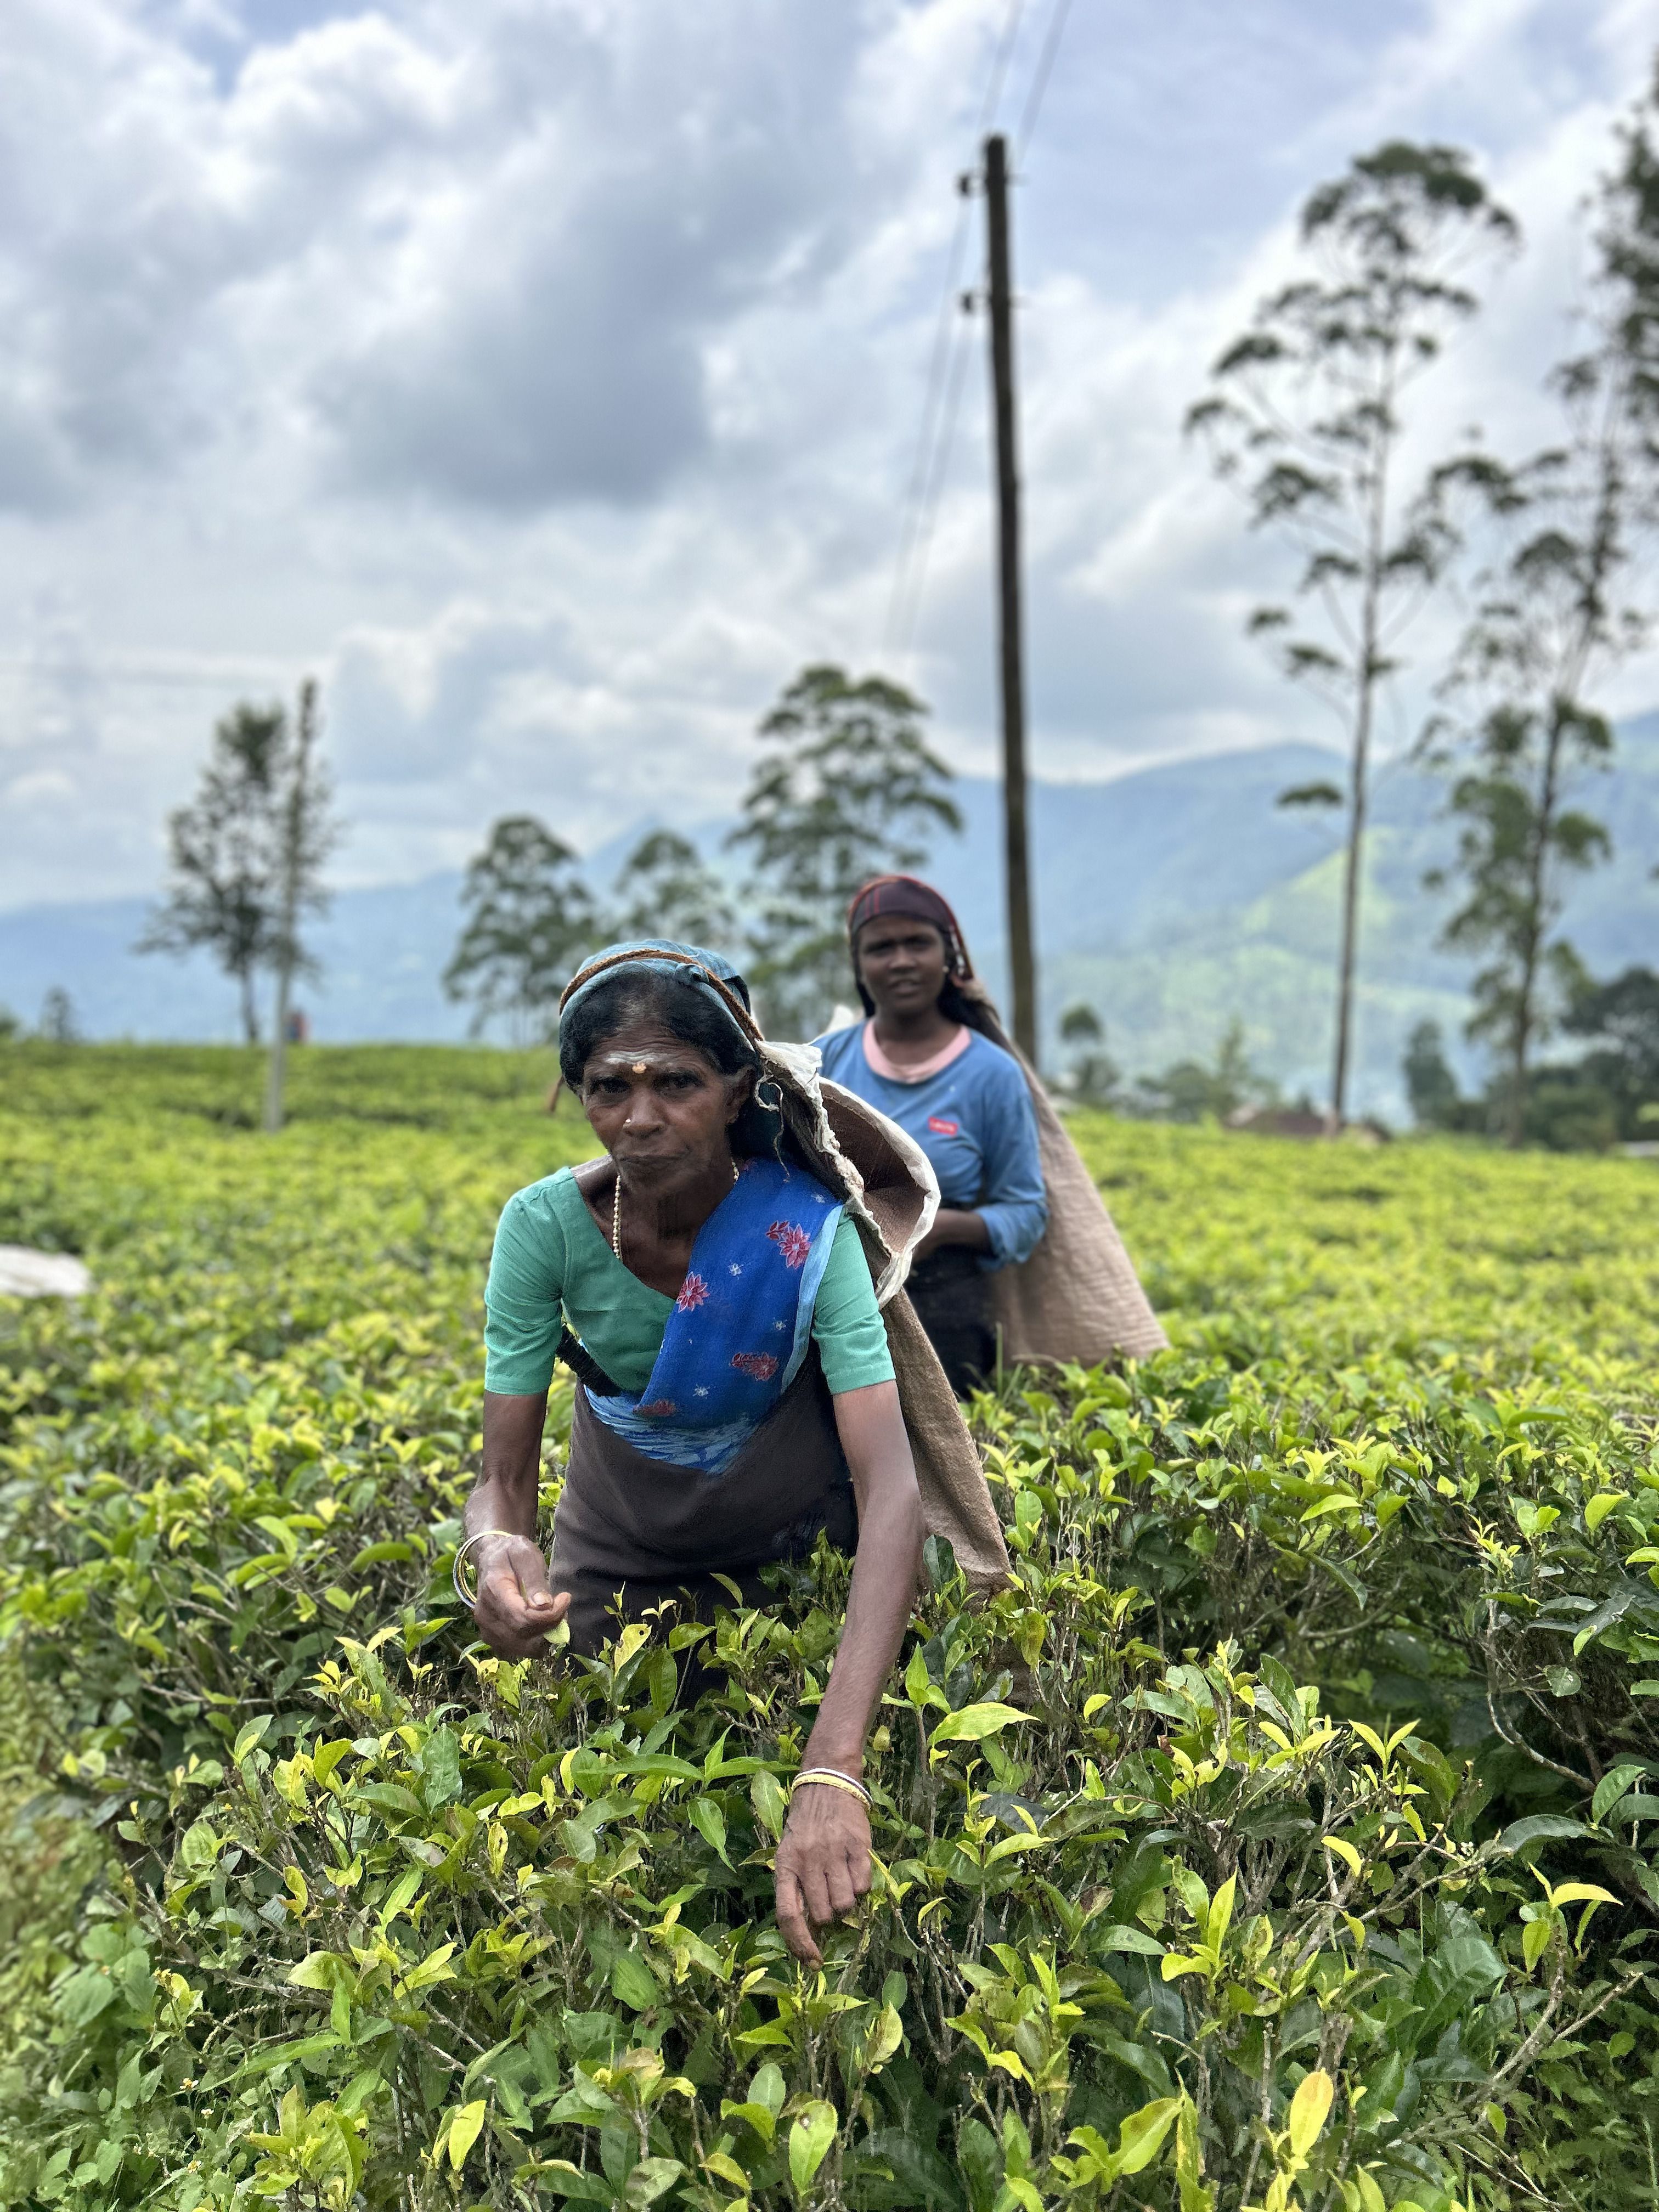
[932,1702,1031,1743]
[1288,2069,1335,2158]
[788,2100,838,2196]
[445,2099,486,2172]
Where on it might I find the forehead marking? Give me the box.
[589,1044,699,1075]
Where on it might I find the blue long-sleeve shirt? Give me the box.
[814,1024,1048,1270]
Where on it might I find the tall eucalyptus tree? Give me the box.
[1188,142,1517,1126]
[1423,72,1659,1143]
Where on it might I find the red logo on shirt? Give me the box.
[927,1115,960,1137]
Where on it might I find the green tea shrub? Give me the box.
[3,1051,1659,2209]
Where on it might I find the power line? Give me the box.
[890,304,975,659]
[882,195,972,661]
[977,0,1028,130]
[882,0,1030,669]
[1014,0,1075,153]
[883,0,1079,669]
[0,654,297,692]
[888,3,1064,1057]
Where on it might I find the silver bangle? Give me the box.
[451,1527,526,1610]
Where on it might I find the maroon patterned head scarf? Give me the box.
[845,874,974,981]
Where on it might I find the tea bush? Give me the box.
[3,1044,1659,2211]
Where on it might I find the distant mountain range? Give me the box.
[4,720,1656,1119]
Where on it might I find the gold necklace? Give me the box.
[612,1158,739,1261]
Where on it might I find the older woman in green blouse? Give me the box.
[454,939,930,1967]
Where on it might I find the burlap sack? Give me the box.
[758,1045,1012,1594]
[876,1283,1012,1593]
[990,1054,1168,1365]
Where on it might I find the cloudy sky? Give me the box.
[2,0,1656,910]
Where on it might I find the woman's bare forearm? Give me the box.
[466,1391,567,1654]
[804,1490,923,1771]
[469,1391,549,1540]
[806,1384,926,1773]
[918,1206,991,1257]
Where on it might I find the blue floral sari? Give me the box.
[583,1155,844,1477]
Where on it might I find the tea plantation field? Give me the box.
[3,1043,1659,2212]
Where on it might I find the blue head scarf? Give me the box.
[560,939,760,1056]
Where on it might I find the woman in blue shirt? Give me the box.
[815,876,1047,1393]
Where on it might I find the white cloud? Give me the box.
[0,0,1654,912]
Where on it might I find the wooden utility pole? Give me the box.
[983,133,1038,1064]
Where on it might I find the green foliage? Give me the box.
[610,836,740,961]
[4,1052,1659,2207]
[1399,978,1659,1152]
[1428,704,1611,1090]
[36,990,80,1048]
[1561,967,1659,1143]
[1128,1019,1277,1125]
[1420,591,1620,1151]
[139,696,337,1049]
[1402,1022,1463,1131]
[1058,1008,1120,1111]
[263,679,336,1136]
[728,667,962,1036]
[0,1652,105,2102]
[1276,782,1345,814]
[444,819,605,1046]
[1515,1068,1623,1154]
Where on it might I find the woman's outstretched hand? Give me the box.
[775,1784,873,1966]
[471,1533,570,1658]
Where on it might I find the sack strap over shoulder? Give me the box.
[556,1325,621,1400]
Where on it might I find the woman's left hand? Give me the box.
[775,1785,872,1966]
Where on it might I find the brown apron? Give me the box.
[549,1359,856,1656]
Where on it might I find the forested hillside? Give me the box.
[5,720,1657,1116]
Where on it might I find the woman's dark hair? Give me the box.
[560,969,756,1087]
[560,968,787,1156]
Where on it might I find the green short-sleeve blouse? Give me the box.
[483,1167,895,1400]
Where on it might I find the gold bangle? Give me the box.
[791,1768,872,1808]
